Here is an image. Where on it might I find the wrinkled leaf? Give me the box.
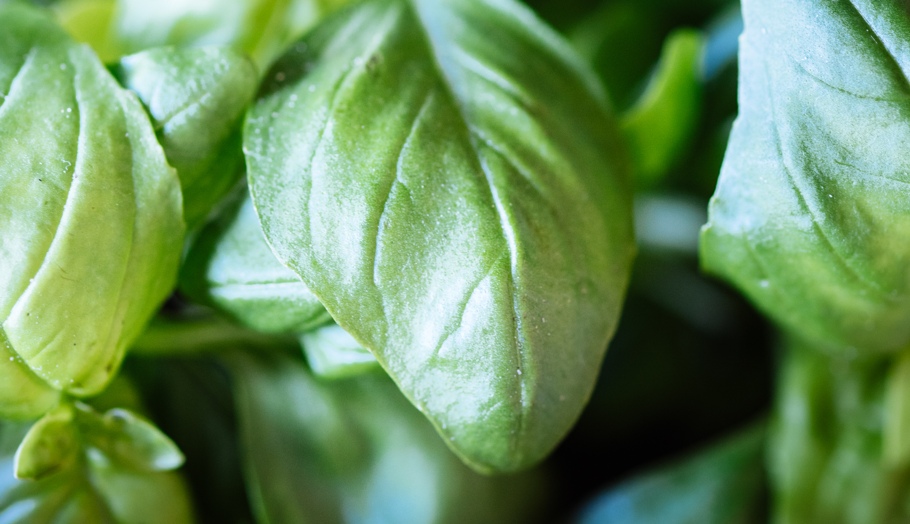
[701,0,910,354]
[575,424,765,524]
[181,186,332,333]
[117,46,257,228]
[245,0,634,472]
[0,2,184,404]
[300,323,378,379]
[621,28,704,187]
[225,349,540,524]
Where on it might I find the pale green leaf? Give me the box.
[0,400,195,523]
[701,0,910,354]
[245,0,634,472]
[300,323,378,379]
[14,405,78,481]
[0,2,184,399]
[74,404,184,472]
[117,46,257,228]
[180,186,331,333]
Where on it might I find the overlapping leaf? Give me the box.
[0,1,184,410]
[245,0,634,472]
[180,186,331,333]
[117,46,257,228]
[701,0,910,354]
[226,350,539,524]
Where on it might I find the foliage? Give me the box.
[4,0,905,521]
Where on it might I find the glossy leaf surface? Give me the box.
[181,187,331,333]
[226,350,539,524]
[575,425,765,524]
[701,0,910,354]
[246,0,635,472]
[0,2,184,402]
[118,46,257,228]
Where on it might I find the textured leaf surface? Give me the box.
[226,350,539,524]
[701,0,910,354]
[180,186,331,333]
[118,46,257,228]
[245,0,634,472]
[0,2,184,401]
[0,3,185,399]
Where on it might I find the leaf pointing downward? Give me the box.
[246,0,634,472]
[701,0,910,355]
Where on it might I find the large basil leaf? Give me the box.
[575,425,765,524]
[768,339,910,524]
[0,2,184,407]
[225,350,540,524]
[180,186,331,333]
[700,0,910,354]
[245,0,635,472]
[117,46,257,229]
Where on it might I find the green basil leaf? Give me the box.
[575,425,765,524]
[0,329,60,420]
[73,403,184,472]
[769,339,906,524]
[621,28,704,188]
[14,405,78,481]
[180,186,331,333]
[700,0,910,354]
[111,0,351,69]
[300,323,378,379]
[0,2,184,400]
[0,411,194,523]
[226,350,541,524]
[245,0,635,473]
[117,46,257,228]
